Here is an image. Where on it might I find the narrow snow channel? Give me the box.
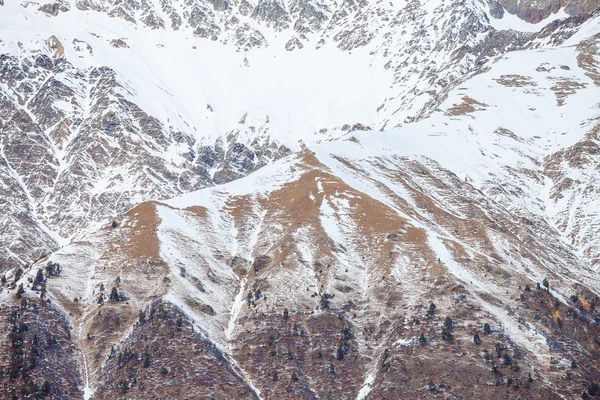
[79,324,94,400]
[225,276,264,399]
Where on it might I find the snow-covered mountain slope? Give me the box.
[1,0,598,269]
[2,14,600,397]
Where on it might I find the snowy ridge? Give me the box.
[1,0,595,268]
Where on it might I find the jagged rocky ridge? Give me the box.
[1,0,599,268]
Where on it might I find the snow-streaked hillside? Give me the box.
[0,0,595,269]
[2,0,600,398]
[3,12,600,397]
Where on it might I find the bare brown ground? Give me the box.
[494,74,538,87]
[577,34,600,87]
[549,77,587,106]
[445,96,488,116]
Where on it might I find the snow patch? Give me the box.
[356,371,376,400]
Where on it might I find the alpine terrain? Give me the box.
[2,0,600,398]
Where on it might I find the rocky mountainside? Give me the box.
[2,0,600,399]
[2,0,599,269]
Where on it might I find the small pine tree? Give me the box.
[570,294,579,303]
[419,333,427,345]
[138,309,146,324]
[112,220,119,228]
[483,323,491,334]
[283,309,289,319]
[39,283,47,299]
[444,316,453,329]
[536,282,541,290]
[41,380,50,394]
[442,327,453,342]
[510,360,520,372]
[542,278,549,289]
[14,267,23,283]
[143,353,152,368]
[16,283,25,299]
[176,317,183,331]
[320,293,332,309]
[483,349,491,362]
[571,360,578,369]
[503,352,512,365]
[426,302,436,318]
[33,269,44,289]
[109,287,121,302]
[1,274,6,285]
[495,343,504,358]
[474,332,482,345]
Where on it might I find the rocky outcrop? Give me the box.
[492,0,600,23]
[0,48,290,269]
[2,0,599,270]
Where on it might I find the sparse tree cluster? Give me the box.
[247,288,263,308]
[582,384,600,400]
[110,287,124,302]
[45,262,61,276]
[320,293,334,309]
[32,269,46,292]
[441,316,454,342]
[441,326,453,342]
[7,303,53,398]
[336,327,354,361]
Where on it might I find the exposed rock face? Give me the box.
[0,49,289,269]
[2,0,597,269]
[492,0,600,23]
